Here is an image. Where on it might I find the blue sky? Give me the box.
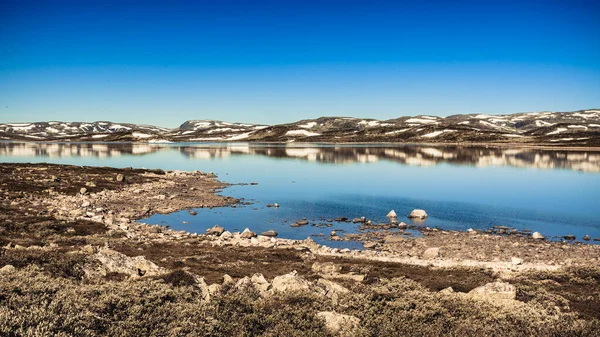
[1,0,599,127]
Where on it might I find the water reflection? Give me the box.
[1,141,599,172]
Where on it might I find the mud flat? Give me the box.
[1,162,599,336]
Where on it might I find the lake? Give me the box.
[1,141,599,247]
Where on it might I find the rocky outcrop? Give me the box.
[468,281,516,304]
[271,270,311,293]
[87,248,165,278]
[317,311,360,337]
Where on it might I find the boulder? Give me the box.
[116,174,125,182]
[261,230,278,237]
[397,222,408,230]
[251,273,271,293]
[296,219,309,226]
[240,228,257,239]
[511,257,523,265]
[206,225,225,236]
[407,209,428,219]
[220,231,232,239]
[0,265,16,273]
[317,279,349,301]
[312,262,342,275]
[363,242,378,249]
[563,234,576,241]
[79,187,87,195]
[384,235,405,243]
[271,270,311,293]
[468,281,516,303]
[422,247,440,259]
[317,311,360,337]
[90,248,164,278]
[583,235,591,241]
[386,210,397,218]
[531,232,544,240]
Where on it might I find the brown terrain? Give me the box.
[0,162,599,336]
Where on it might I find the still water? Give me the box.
[1,141,599,246]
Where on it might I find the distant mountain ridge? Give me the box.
[1,109,599,147]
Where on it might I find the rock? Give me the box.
[261,230,278,237]
[273,203,279,208]
[384,235,405,243]
[90,248,164,278]
[532,232,544,240]
[467,228,475,233]
[0,265,16,273]
[271,271,311,293]
[563,234,576,241]
[206,225,225,236]
[79,187,87,195]
[296,219,309,226]
[85,181,96,187]
[583,235,591,241]
[251,273,271,293]
[220,231,232,239]
[240,228,257,239]
[222,274,234,286]
[317,279,349,301]
[468,281,516,303]
[317,311,360,337]
[208,283,222,296]
[81,201,91,207]
[116,174,125,182]
[407,209,428,219]
[386,210,397,218]
[189,211,198,216]
[511,257,523,265]
[439,286,454,294]
[266,204,273,208]
[312,262,342,275]
[397,222,408,230]
[363,242,378,249]
[330,230,338,237]
[422,247,440,259]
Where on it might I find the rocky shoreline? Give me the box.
[1,162,599,336]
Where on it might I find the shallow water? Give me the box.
[1,141,599,246]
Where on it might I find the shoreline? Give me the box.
[3,138,600,151]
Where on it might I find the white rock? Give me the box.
[511,257,523,265]
[422,247,440,259]
[408,209,428,219]
[271,270,311,293]
[532,232,544,239]
[386,210,397,218]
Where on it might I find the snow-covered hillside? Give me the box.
[1,109,599,146]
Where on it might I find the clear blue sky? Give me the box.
[1,0,599,127]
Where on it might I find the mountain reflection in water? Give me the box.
[0,141,598,173]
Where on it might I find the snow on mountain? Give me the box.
[1,109,599,146]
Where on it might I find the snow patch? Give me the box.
[132,132,152,139]
[285,130,321,137]
[421,130,455,138]
[298,122,317,129]
[546,128,567,135]
[385,129,409,135]
[91,134,109,138]
[405,118,438,124]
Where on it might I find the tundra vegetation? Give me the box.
[0,163,599,336]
